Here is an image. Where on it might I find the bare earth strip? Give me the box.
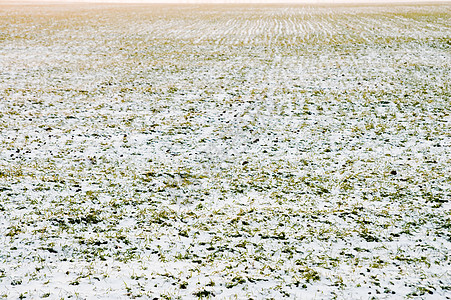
[0,3,450,299]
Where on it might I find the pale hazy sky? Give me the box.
[4,0,449,3]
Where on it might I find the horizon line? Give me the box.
[3,0,450,3]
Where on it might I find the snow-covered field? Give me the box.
[0,3,450,299]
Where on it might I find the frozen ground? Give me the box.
[0,3,450,299]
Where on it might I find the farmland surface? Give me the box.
[0,3,450,299]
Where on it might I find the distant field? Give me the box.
[3,0,451,3]
[0,3,450,299]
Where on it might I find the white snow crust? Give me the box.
[0,2,450,299]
